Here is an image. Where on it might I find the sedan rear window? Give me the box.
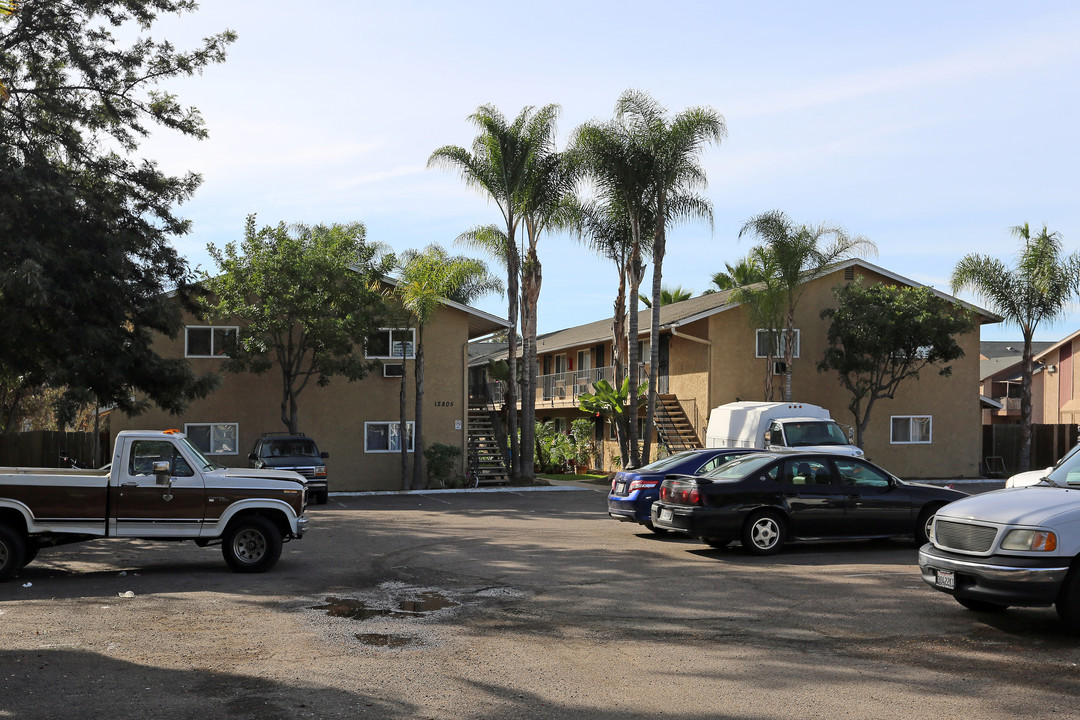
[705,454,777,480]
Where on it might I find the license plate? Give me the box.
[615,482,626,495]
[935,570,955,590]
[660,508,673,523]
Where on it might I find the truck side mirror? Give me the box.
[152,460,171,485]
[320,452,329,459]
[763,430,773,445]
[248,452,258,462]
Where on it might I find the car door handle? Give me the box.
[121,481,138,487]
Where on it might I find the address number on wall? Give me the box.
[434,401,455,407]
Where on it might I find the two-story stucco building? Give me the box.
[490,260,997,479]
[111,296,509,492]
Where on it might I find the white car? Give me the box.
[1004,442,1080,487]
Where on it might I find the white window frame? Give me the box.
[890,415,932,444]
[366,328,416,360]
[364,421,415,453]
[184,422,239,456]
[185,325,238,358]
[755,329,800,359]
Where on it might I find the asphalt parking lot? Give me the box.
[2,483,1078,720]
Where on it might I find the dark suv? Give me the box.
[248,433,329,504]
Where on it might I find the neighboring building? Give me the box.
[111,297,509,492]
[1033,330,1080,426]
[479,259,998,479]
[979,341,1054,425]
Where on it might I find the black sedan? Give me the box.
[650,452,966,555]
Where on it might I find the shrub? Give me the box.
[424,443,462,488]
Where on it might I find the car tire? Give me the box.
[956,596,1008,613]
[916,506,940,546]
[316,491,329,505]
[222,515,282,573]
[741,511,786,556]
[1055,566,1080,633]
[0,524,27,582]
[21,539,39,569]
[705,538,732,549]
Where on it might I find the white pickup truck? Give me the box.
[0,430,310,580]
[919,459,1080,631]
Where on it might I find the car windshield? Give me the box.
[263,439,319,457]
[784,421,849,447]
[705,454,775,480]
[178,436,221,471]
[1045,445,1080,487]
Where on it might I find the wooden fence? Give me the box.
[0,431,110,468]
[982,423,1080,476]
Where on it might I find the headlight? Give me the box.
[1000,529,1058,552]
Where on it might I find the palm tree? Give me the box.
[739,210,877,402]
[517,104,577,484]
[429,105,534,480]
[952,223,1080,471]
[394,244,502,489]
[615,90,726,463]
[707,256,767,293]
[730,247,785,401]
[572,118,654,467]
[639,285,694,307]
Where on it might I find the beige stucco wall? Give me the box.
[110,306,473,492]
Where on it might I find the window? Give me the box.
[365,421,415,453]
[755,329,800,359]
[185,423,239,455]
[891,416,932,444]
[783,458,834,486]
[366,329,415,359]
[128,440,194,477]
[835,458,891,488]
[185,326,237,358]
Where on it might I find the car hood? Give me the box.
[222,467,308,485]
[936,486,1080,526]
[1005,468,1049,488]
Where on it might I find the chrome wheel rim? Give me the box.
[233,529,267,563]
[751,518,780,549]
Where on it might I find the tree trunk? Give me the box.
[625,240,644,468]
[519,251,541,483]
[644,208,666,465]
[611,271,629,468]
[783,313,796,403]
[1019,335,1035,472]
[506,240,521,481]
[412,326,425,489]
[399,340,409,490]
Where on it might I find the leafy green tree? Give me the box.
[0,1,233,418]
[578,377,647,468]
[818,279,976,448]
[431,105,547,482]
[205,216,394,434]
[952,223,1080,471]
[394,244,501,490]
[739,210,877,402]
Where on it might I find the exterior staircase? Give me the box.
[467,407,510,484]
[655,394,703,453]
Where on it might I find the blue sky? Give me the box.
[141,1,1080,341]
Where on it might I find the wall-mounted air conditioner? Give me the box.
[383,363,404,378]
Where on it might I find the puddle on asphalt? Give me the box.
[355,633,416,648]
[311,591,459,620]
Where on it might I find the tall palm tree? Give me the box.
[739,210,877,402]
[615,90,726,463]
[952,223,1080,471]
[395,244,502,489]
[517,104,577,483]
[730,246,785,401]
[572,118,654,466]
[429,105,535,480]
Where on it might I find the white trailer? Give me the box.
[705,401,863,457]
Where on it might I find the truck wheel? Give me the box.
[222,516,282,573]
[21,540,39,569]
[1055,567,1080,633]
[916,506,940,546]
[741,511,786,556]
[0,524,26,582]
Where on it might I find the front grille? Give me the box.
[281,466,316,480]
[935,519,998,553]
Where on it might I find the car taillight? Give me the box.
[629,479,659,492]
[662,483,702,506]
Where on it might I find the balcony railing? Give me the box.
[996,397,1021,412]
